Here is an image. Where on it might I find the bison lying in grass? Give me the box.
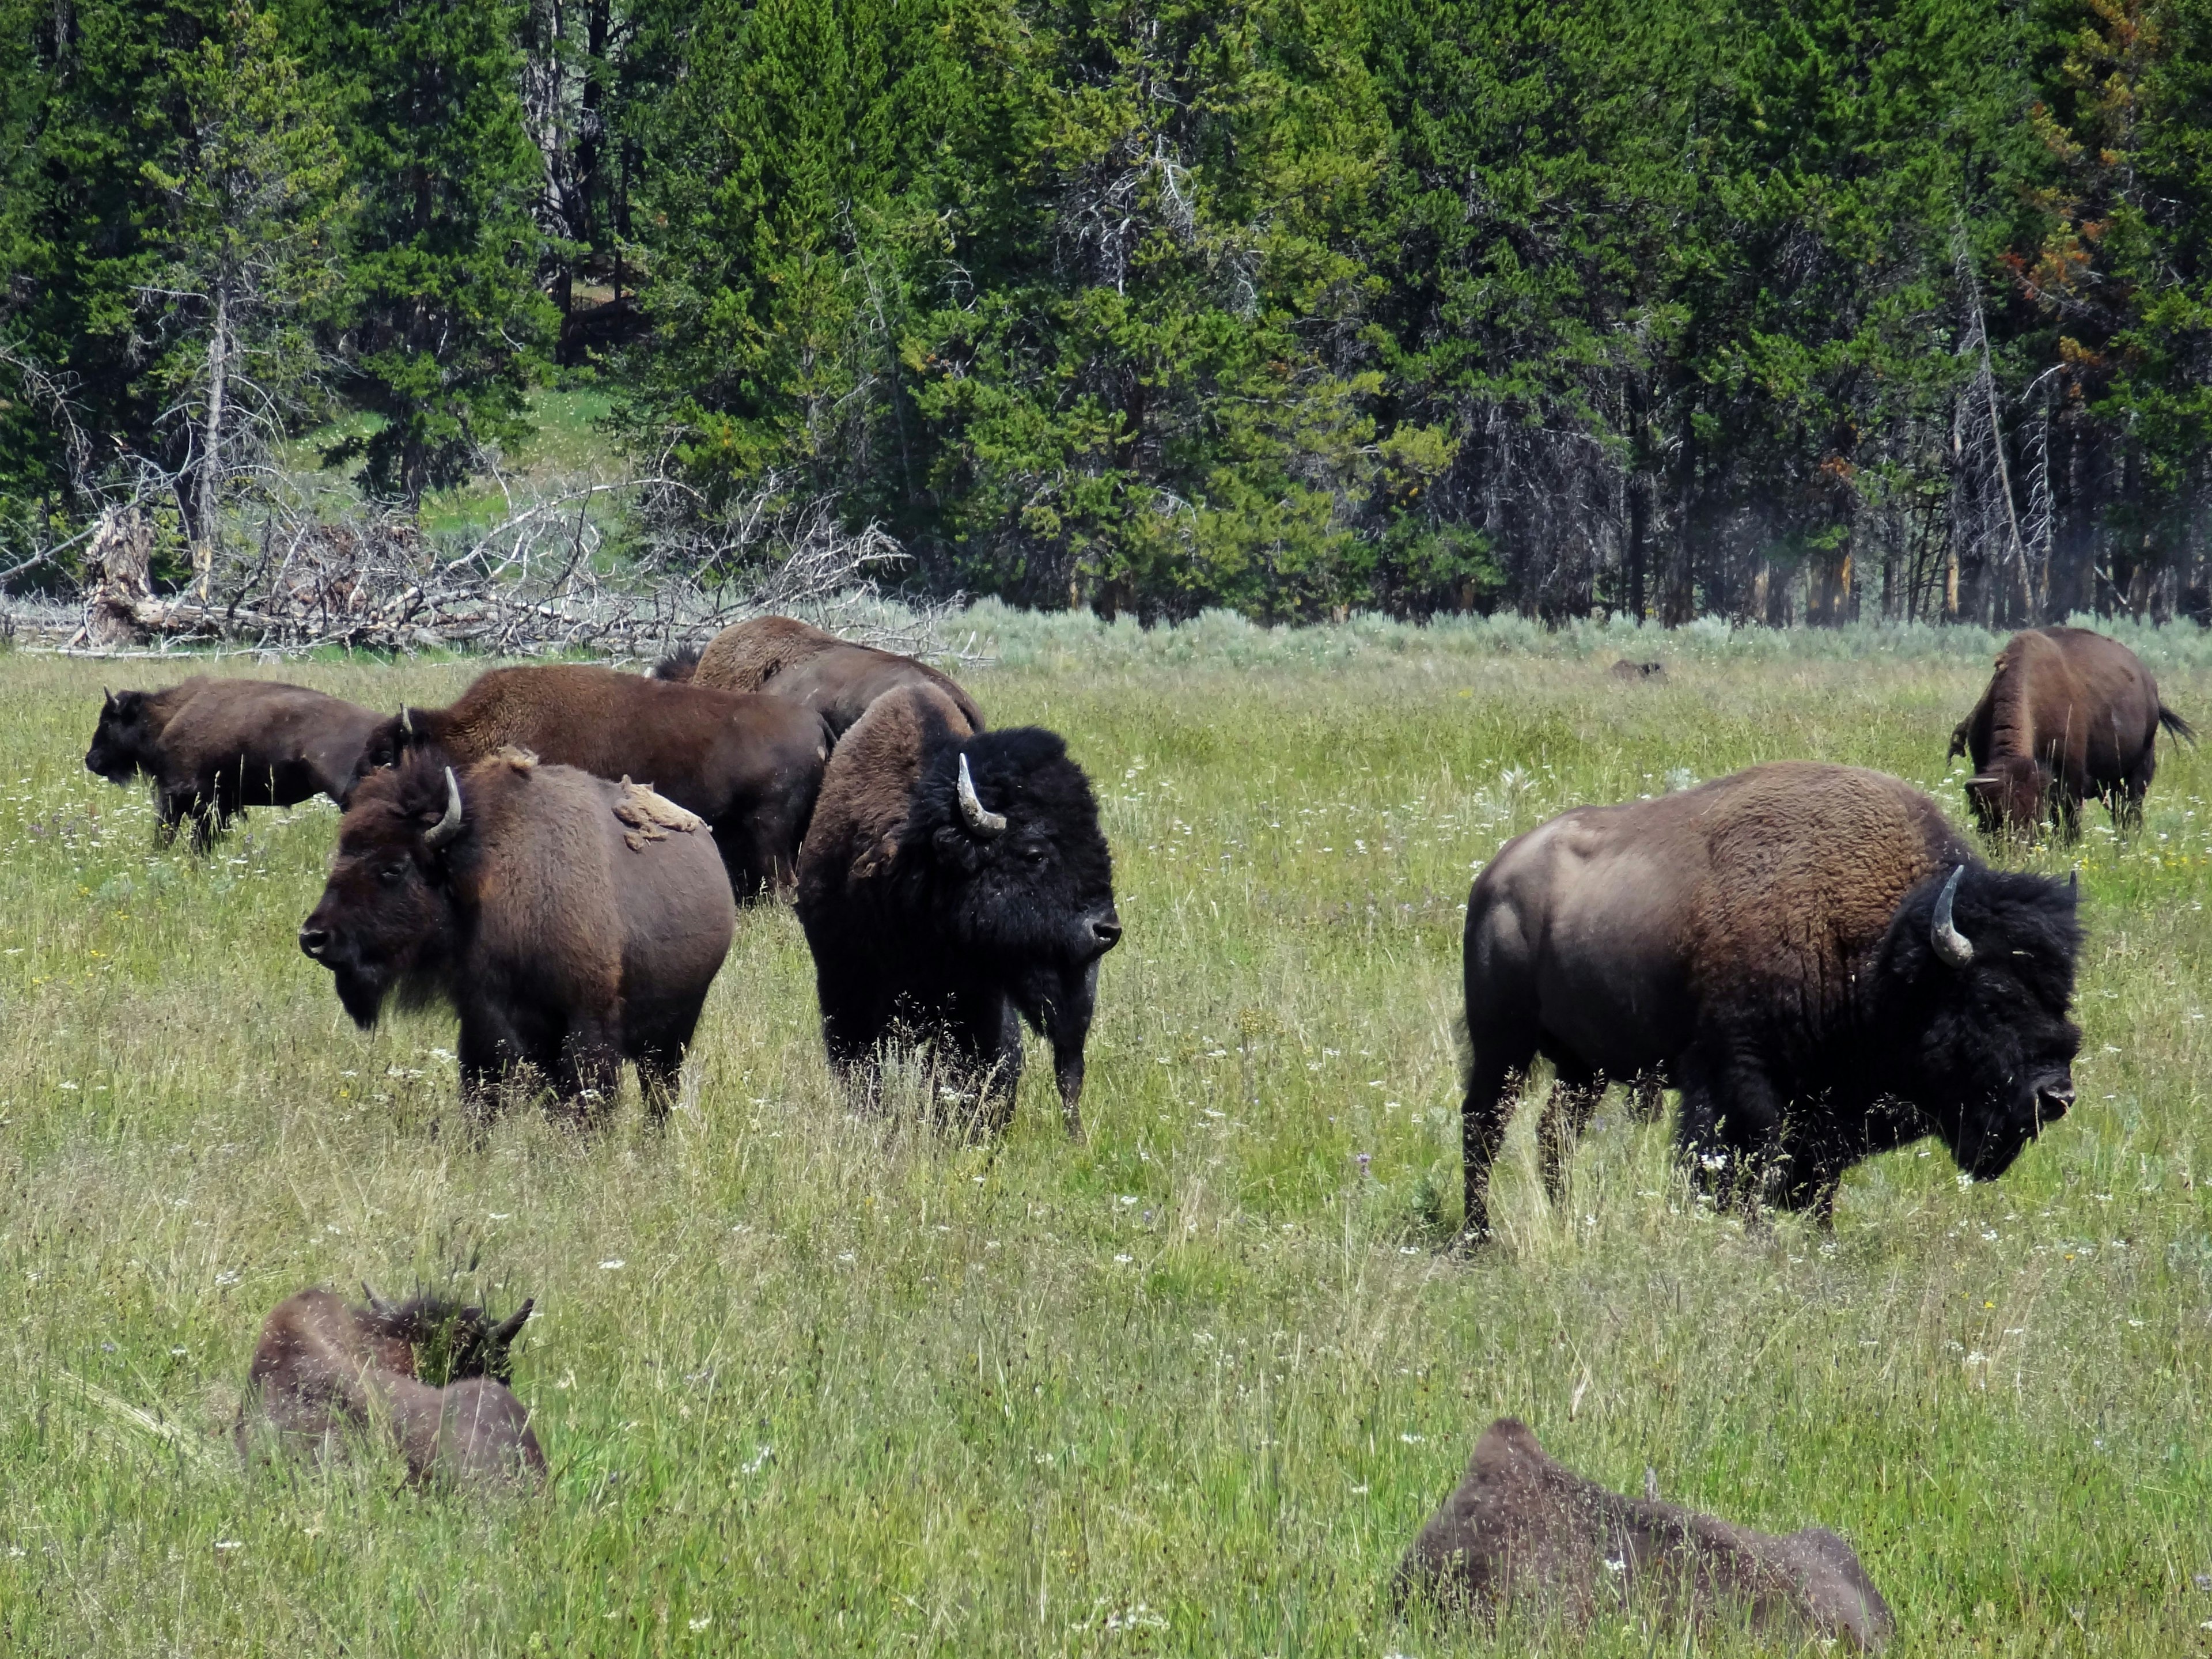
[1461,762,2082,1236]
[236,1286,542,1490]
[301,748,735,1126]
[1949,625,2194,839]
[353,664,831,896]
[794,684,1119,1134]
[1397,1418,1892,1650]
[84,678,383,848]
[657,615,986,738]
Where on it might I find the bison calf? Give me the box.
[236,1286,543,1490]
[795,685,1119,1134]
[302,748,736,1126]
[660,615,986,738]
[1950,625,2193,839]
[353,664,831,897]
[85,678,384,849]
[1398,1418,1893,1650]
[1461,762,2081,1236]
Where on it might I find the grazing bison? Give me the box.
[84,678,383,849]
[1397,1418,1893,1650]
[1460,762,2081,1237]
[1948,626,2193,839]
[657,615,986,738]
[236,1285,543,1490]
[353,664,831,896]
[794,685,1119,1134]
[301,748,736,1124]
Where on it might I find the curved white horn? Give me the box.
[423,766,465,849]
[1930,864,1974,968]
[361,1281,396,1317]
[399,705,413,738]
[957,753,1006,836]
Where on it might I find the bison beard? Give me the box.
[795,688,1119,1135]
[1460,764,2082,1238]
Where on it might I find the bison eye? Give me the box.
[379,862,408,884]
[1023,844,1051,867]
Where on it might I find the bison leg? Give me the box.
[556,1022,623,1131]
[1536,1065,1603,1205]
[1677,1044,1789,1213]
[1460,1036,1535,1245]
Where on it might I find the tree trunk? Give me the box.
[82,506,156,646]
[194,280,230,599]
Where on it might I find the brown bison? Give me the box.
[1461,763,2082,1237]
[301,748,736,1124]
[656,615,985,738]
[794,685,1119,1134]
[351,664,831,896]
[84,677,384,849]
[1948,626,2193,839]
[236,1285,543,1489]
[1397,1418,1893,1650]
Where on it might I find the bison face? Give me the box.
[1965,754,2047,838]
[349,709,418,791]
[360,1288,533,1385]
[1883,865,2082,1181]
[84,690,158,785]
[300,758,469,1027]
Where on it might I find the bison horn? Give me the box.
[423,766,465,849]
[2069,865,2080,900]
[398,704,413,738]
[489,1298,534,1347]
[957,753,1006,837]
[361,1281,396,1317]
[1930,864,1974,968]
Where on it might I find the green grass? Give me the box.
[2,636,2209,1655]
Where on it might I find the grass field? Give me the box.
[2,619,2210,1656]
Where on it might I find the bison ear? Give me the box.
[933,823,987,874]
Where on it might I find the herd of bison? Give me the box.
[71,617,2195,1646]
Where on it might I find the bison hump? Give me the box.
[614,777,707,851]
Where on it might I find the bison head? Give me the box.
[1965,754,2047,838]
[359,1286,533,1385]
[349,705,423,791]
[84,688,159,785]
[300,753,470,1027]
[1877,863,2082,1181]
[904,728,1120,1109]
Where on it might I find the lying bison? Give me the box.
[1949,625,2193,839]
[84,678,383,848]
[301,748,736,1124]
[657,615,986,738]
[236,1285,542,1489]
[794,685,1119,1134]
[1460,762,2082,1236]
[353,664,831,896]
[1397,1418,1892,1650]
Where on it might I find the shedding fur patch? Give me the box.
[496,745,539,772]
[614,777,705,850]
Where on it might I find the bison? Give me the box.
[656,615,986,738]
[301,747,736,1125]
[236,1285,543,1490]
[84,677,384,849]
[1460,762,2082,1237]
[794,684,1119,1134]
[1397,1418,1893,1650]
[1949,625,2194,839]
[352,664,832,896]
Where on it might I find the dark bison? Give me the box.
[236,1285,543,1489]
[301,747,736,1124]
[656,615,986,738]
[1460,762,2082,1237]
[84,677,383,848]
[1397,1418,1892,1650]
[794,684,1119,1134]
[1948,625,2193,839]
[352,664,831,896]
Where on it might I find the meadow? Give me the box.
[2,616,2209,1656]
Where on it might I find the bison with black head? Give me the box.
[794,685,1120,1134]
[301,747,736,1126]
[1459,762,2082,1238]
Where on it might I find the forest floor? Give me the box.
[2,625,2208,1655]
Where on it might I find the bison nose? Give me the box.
[1091,914,1123,952]
[2036,1080,2074,1120]
[298,925,330,960]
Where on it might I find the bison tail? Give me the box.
[650,646,701,683]
[2158,703,2198,746]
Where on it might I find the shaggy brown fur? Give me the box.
[1397,1419,1892,1650]
[353,664,831,896]
[1463,763,2081,1233]
[679,616,986,737]
[84,678,384,849]
[1609,658,1665,680]
[302,749,736,1124]
[1949,626,2192,839]
[236,1287,543,1490]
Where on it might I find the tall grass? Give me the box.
[1,641,2207,1655]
